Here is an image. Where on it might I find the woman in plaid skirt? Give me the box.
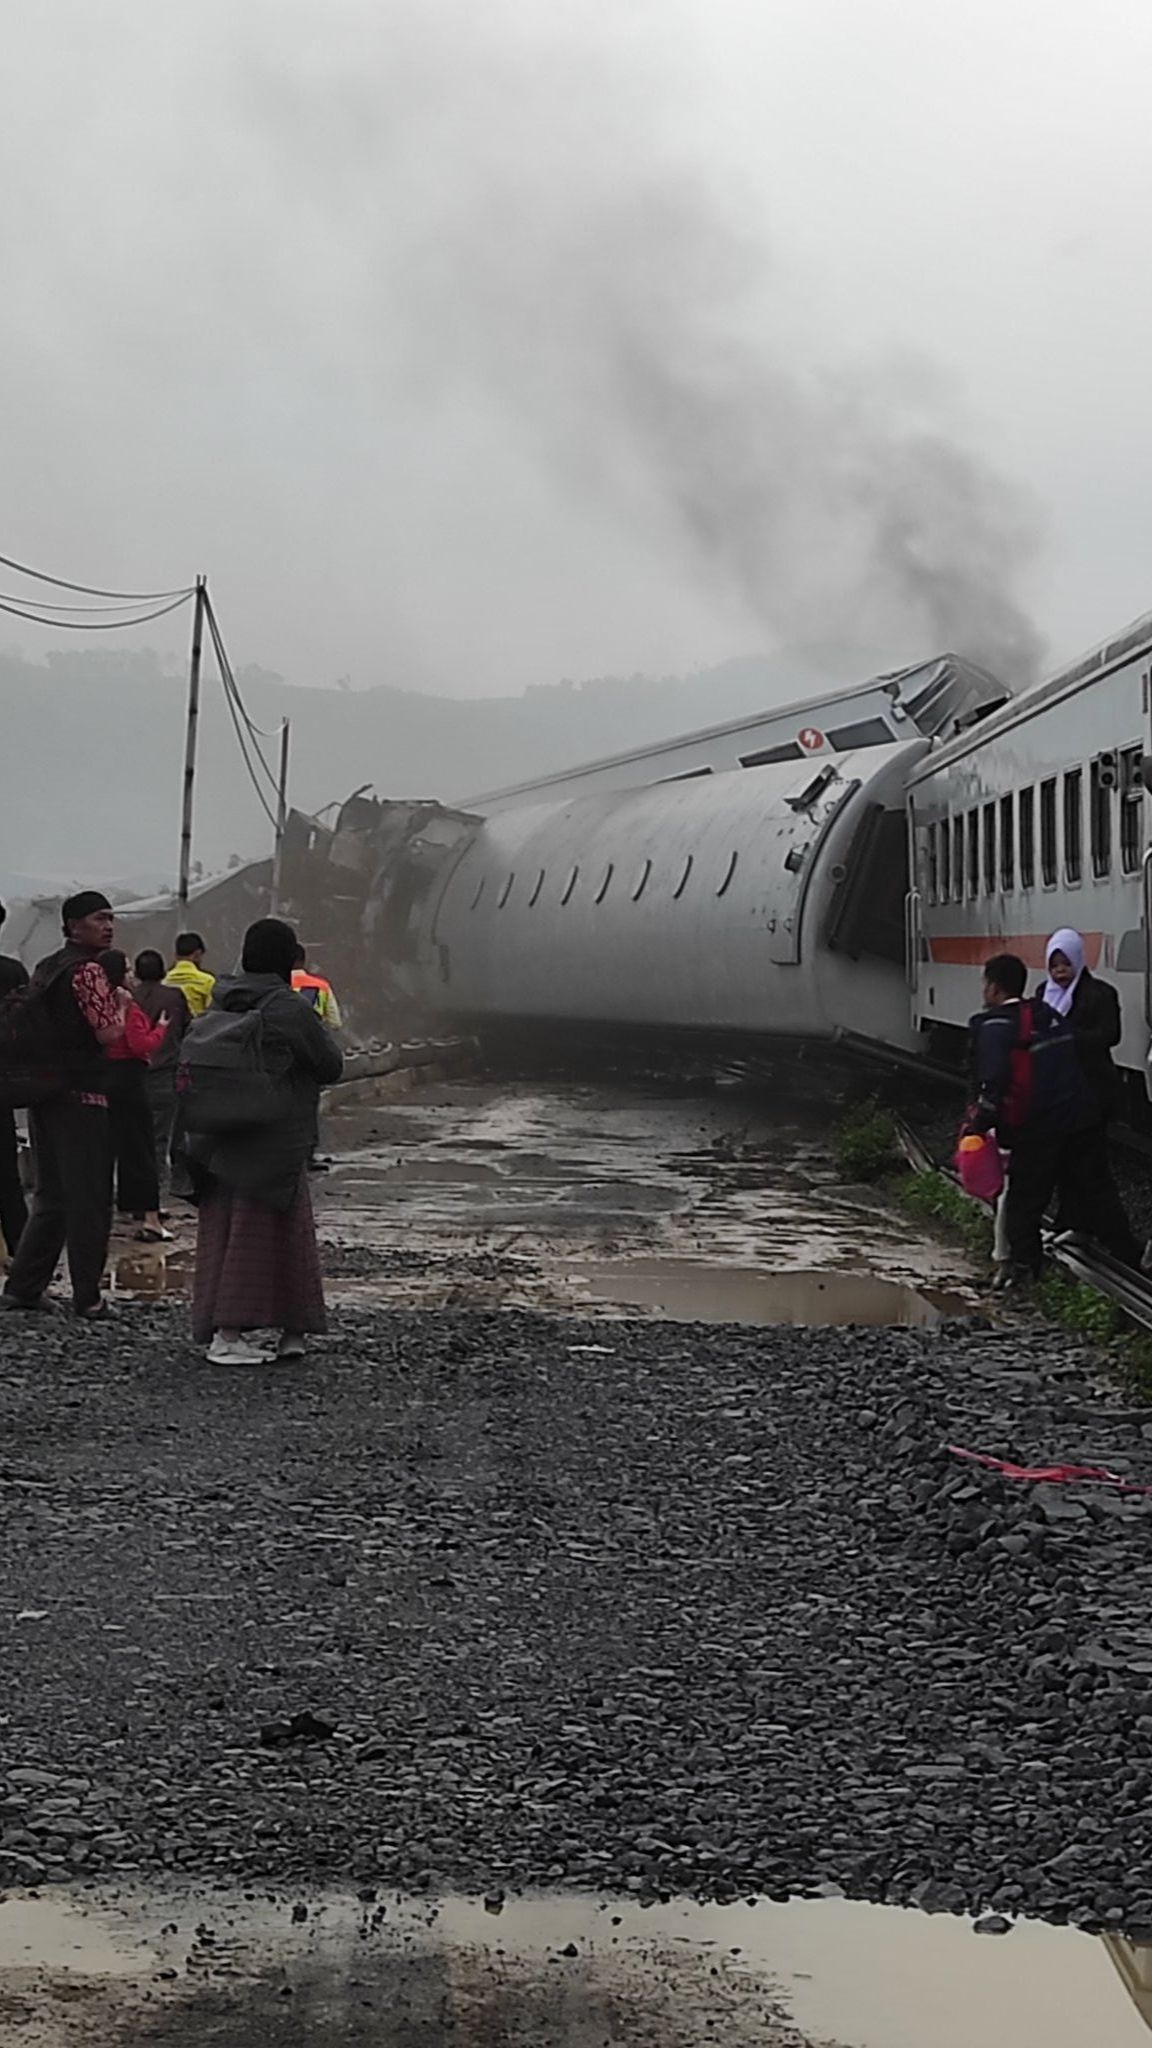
[186,918,343,1366]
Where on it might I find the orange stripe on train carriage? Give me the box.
[926,933,1104,971]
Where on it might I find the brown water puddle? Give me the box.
[569,1258,971,1326]
[1,1887,1149,2047]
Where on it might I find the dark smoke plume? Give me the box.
[243,3,1044,684]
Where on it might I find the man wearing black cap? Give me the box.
[1,890,124,1319]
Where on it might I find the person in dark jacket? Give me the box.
[99,949,172,1243]
[1034,928,1143,1267]
[1,889,124,1318]
[133,949,190,1205]
[0,900,29,1259]
[969,952,1095,1287]
[188,917,343,1366]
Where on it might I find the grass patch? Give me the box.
[891,1168,1152,1398]
[832,1101,900,1182]
[890,1167,994,1258]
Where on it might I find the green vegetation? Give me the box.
[832,1101,900,1182]
[889,1166,1152,1397]
[890,1167,994,1257]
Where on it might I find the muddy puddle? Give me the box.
[569,1258,971,1326]
[3,1886,1150,2047]
[105,1079,979,1325]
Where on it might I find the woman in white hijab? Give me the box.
[1037,929,1143,1266]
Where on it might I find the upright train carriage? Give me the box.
[908,609,1152,1101]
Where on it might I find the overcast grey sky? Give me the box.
[1,0,1150,696]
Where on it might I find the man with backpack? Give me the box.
[0,901,29,1259]
[969,952,1096,1289]
[0,890,125,1319]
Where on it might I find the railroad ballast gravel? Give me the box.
[2,1303,1152,1930]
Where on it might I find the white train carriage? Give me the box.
[907,610,1152,1090]
[419,740,929,1049]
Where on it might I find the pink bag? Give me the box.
[955,1130,1004,1204]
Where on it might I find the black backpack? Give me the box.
[0,983,68,1110]
[176,992,287,1134]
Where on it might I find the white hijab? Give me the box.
[1042,928,1085,1015]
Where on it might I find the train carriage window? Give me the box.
[952,817,964,902]
[1121,746,1144,874]
[1040,779,1057,886]
[999,795,1014,893]
[1063,768,1083,884]
[967,810,980,899]
[925,824,938,904]
[1018,788,1035,889]
[939,818,951,902]
[982,802,996,896]
[1090,757,1113,878]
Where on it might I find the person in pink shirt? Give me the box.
[99,949,173,1243]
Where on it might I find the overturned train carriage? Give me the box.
[372,741,930,1052]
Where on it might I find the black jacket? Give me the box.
[185,973,344,1210]
[1032,969,1122,1120]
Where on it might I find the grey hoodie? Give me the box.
[185,972,344,1209]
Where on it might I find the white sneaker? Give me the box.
[207,1330,271,1367]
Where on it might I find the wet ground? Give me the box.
[6,1883,1152,2047]
[112,1073,979,1324]
[9,1069,1152,2044]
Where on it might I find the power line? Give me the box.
[0,549,193,601]
[203,590,283,745]
[0,590,174,613]
[0,591,194,630]
[203,598,280,827]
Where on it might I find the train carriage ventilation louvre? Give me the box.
[1000,794,1015,893]
[716,851,739,898]
[561,865,580,905]
[1121,748,1144,873]
[528,868,546,906]
[1019,788,1036,889]
[632,858,652,901]
[1091,752,1117,879]
[1040,779,1058,886]
[594,862,614,904]
[1064,768,1083,884]
[672,854,694,899]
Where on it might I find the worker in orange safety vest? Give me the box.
[291,947,343,1031]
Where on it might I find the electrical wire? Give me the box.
[204,599,281,795]
[0,549,193,602]
[203,590,283,744]
[0,590,176,613]
[203,598,280,828]
[0,591,194,630]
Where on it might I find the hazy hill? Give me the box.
[1,639,884,897]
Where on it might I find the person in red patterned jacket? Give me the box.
[0,890,124,1319]
[99,949,173,1244]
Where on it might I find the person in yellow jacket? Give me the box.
[163,933,215,1019]
[291,947,343,1031]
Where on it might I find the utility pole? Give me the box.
[177,576,207,916]
[270,717,291,916]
